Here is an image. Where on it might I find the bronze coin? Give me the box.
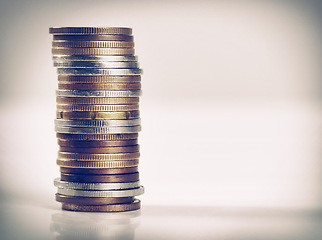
[53,34,134,41]
[58,139,138,147]
[60,166,138,175]
[57,133,138,141]
[59,145,139,154]
[56,194,134,205]
[61,199,140,212]
[60,172,139,183]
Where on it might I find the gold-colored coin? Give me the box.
[58,83,141,90]
[52,48,134,55]
[56,110,140,120]
[57,159,139,168]
[57,104,139,112]
[61,199,141,212]
[58,151,140,161]
[58,75,141,83]
[49,27,132,35]
[53,34,134,41]
[59,145,139,154]
[52,40,134,48]
[60,166,138,174]
[56,133,138,141]
[56,194,135,205]
[56,97,139,105]
[58,139,138,147]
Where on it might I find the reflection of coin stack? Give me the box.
[51,210,140,240]
[49,27,144,212]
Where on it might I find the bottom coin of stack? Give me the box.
[55,133,144,212]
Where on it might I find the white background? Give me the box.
[0,0,322,210]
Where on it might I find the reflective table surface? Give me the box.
[1,199,322,240]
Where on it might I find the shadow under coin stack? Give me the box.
[49,27,144,212]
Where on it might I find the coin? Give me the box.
[58,83,141,90]
[54,178,140,190]
[58,151,140,161]
[58,75,141,84]
[56,110,140,120]
[56,97,139,105]
[54,55,138,62]
[57,159,139,168]
[56,104,139,112]
[56,194,134,205]
[57,186,144,197]
[52,48,135,55]
[59,145,139,154]
[49,27,132,35]
[61,199,140,212]
[57,68,141,75]
[54,61,139,68]
[58,139,138,148]
[60,166,138,174]
[55,125,141,134]
[55,119,141,127]
[57,133,138,141]
[53,34,134,41]
[58,75,141,83]
[52,41,134,48]
[56,90,142,97]
[60,172,139,183]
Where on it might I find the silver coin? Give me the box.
[55,125,141,134]
[54,178,140,190]
[53,55,138,62]
[56,89,142,97]
[55,119,141,127]
[57,68,142,75]
[54,61,139,68]
[57,186,144,197]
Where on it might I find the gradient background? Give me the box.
[0,0,322,238]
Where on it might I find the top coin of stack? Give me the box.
[49,27,144,212]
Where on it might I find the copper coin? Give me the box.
[60,172,139,183]
[58,75,141,83]
[58,139,138,147]
[58,83,141,90]
[61,199,140,212]
[59,145,139,154]
[57,133,138,141]
[60,166,138,175]
[56,194,134,205]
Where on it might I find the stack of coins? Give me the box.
[49,27,144,212]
